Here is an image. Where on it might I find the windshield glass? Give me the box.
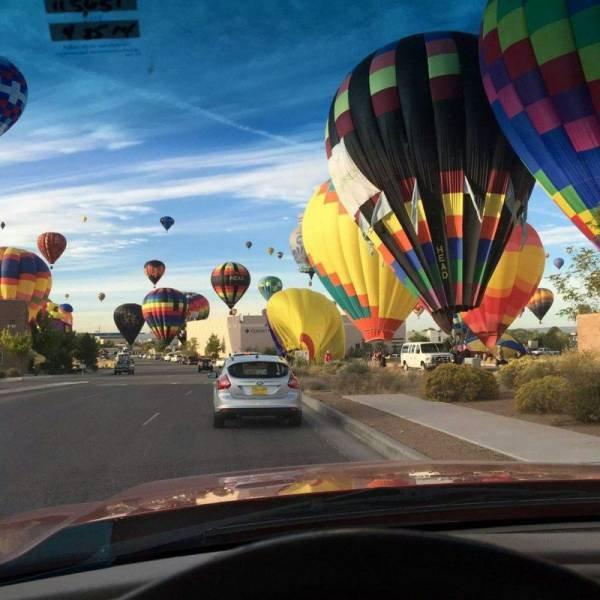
[0,0,598,581]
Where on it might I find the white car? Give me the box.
[400,342,453,370]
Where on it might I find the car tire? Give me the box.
[213,414,226,428]
[420,362,426,370]
[289,413,302,427]
[402,362,408,371]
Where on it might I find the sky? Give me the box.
[0,0,593,334]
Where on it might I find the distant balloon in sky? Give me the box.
[211,262,250,314]
[527,288,554,324]
[160,216,175,231]
[553,257,564,270]
[266,247,274,256]
[277,251,283,259]
[144,260,165,287]
[0,57,28,136]
[37,232,67,269]
[82,215,88,223]
[258,276,283,302]
[0,222,5,230]
[245,241,252,249]
[64,293,70,299]
[98,292,106,302]
[114,303,144,346]
[59,303,73,313]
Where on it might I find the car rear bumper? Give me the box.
[214,391,302,415]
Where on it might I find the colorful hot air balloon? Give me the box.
[0,58,27,137]
[258,276,283,302]
[266,247,275,256]
[527,288,554,324]
[114,303,144,346]
[37,232,67,269]
[98,292,105,302]
[277,251,284,259]
[326,32,534,333]
[59,303,73,313]
[266,288,345,362]
[465,332,527,359]
[0,247,52,321]
[245,241,252,249]
[413,300,427,318]
[461,224,545,348]
[160,216,175,232]
[184,292,210,321]
[480,0,600,249]
[142,288,187,344]
[303,181,418,342]
[210,262,250,314]
[144,260,165,287]
[289,217,316,285]
[553,257,564,270]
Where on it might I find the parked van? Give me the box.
[400,342,453,370]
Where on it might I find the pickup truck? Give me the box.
[530,347,560,356]
[114,356,135,375]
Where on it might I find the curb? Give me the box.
[302,395,427,461]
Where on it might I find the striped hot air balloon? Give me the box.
[480,0,600,249]
[142,288,187,345]
[0,247,52,321]
[37,232,67,269]
[144,260,165,287]
[210,262,250,314]
[302,181,418,342]
[461,224,545,348]
[184,292,210,321]
[527,288,555,324]
[325,32,534,333]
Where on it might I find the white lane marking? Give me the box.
[185,390,192,396]
[142,412,160,427]
[0,381,88,395]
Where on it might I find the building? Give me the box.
[186,314,404,357]
[93,332,128,346]
[576,313,600,352]
[0,300,30,372]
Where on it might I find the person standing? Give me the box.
[324,349,333,364]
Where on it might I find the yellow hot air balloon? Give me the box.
[303,181,418,342]
[266,288,345,362]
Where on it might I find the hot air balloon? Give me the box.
[465,332,527,360]
[545,253,550,259]
[210,262,250,314]
[480,1,600,249]
[245,241,252,249]
[277,251,284,259]
[266,247,274,256]
[326,32,534,332]
[98,292,106,302]
[527,288,554,324]
[266,288,345,362]
[82,215,88,223]
[0,58,27,137]
[160,216,175,232]
[37,232,67,269]
[184,292,210,321]
[0,247,52,321]
[413,300,426,318]
[64,293,70,299]
[114,303,144,346]
[461,224,545,348]
[289,217,316,286]
[0,222,5,230]
[303,181,418,342]
[142,288,187,345]
[58,307,72,328]
[554,257,564,270]
[59,303,73,313]
[258,276,283,302]
[144,260,165,287]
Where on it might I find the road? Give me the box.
[0,360,380,517]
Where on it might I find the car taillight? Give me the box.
[288,374,300,389]
[217,374,231,390]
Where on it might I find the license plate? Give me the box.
[251,385,268,396]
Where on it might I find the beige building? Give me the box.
[576,313,600,352]
[0,300,30,372]
[186,314,405,357]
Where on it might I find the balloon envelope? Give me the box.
[553,258,564,270]
[160,216,175,231]
[326,32,534,332]
[461,224,545,348]
[303,181,418,342]
[37,232,67,266]
[184,292,210,321]
[0,57,27,136]
[142,288,187,344]
[480,1,600,249]
[211,262,250,313]
[258,276,283,301]
[98,292,105,302]
[0,247,52,321]
[144,260,165,286]
[245,241,252,248]
[466,332,527,359]
[59,303,73,313]
[266,288,345,362]
[114,303,144,346]
[527,288,554,323]
[289,217,316,283]
[266,247,274,255]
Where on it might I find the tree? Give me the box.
[539,326,569,352]
[180,338,198,359]
[408,332,429,342]
[548,246,600,321]
[205,333,223,358]
[74,333,100,371]
[31,315,75,372]
[0,329,32,357]
[221,337,226,354]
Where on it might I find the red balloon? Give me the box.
[37,232,66,267]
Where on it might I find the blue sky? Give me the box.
[0,0,591,332]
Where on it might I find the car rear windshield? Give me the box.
[228,361,289,378]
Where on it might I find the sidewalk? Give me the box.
[347,393,600,464]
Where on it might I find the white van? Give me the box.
[400,342,453,370]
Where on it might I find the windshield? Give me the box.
[0,0,598,582]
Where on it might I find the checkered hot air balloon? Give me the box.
[325,32,534,333]
[461,224,545,348]
[142,288,187,345]
[210,262,250,314]
[0,58,27,137]
[0,247,52,322]
[480,0,600,249]
[303,181,418,342]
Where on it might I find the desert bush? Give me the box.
[515,375,569,414]
[425,364,498,402]
[371,370,406,393]
[497,357,537,389]
[567,381,600,423]
[303,376,329,391]
[6,368,21,378]
[514,360,558,389]
[340,360,370,376]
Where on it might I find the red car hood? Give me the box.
[2,461,600,564]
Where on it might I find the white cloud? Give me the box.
[537,225,591,247]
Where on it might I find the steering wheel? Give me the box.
[121,528,600,599]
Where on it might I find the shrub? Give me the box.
[6,368,21,378]
[514,375,569,414]
[372,370,406,393]
[340,360,370,376]
[0,371,6,379]
[424,364,498,402]
[304,376,329,391]
[566,381,600,423]
[497,357,537,389]
[514,360,558,389]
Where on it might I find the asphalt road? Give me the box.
[0,360,380,517]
